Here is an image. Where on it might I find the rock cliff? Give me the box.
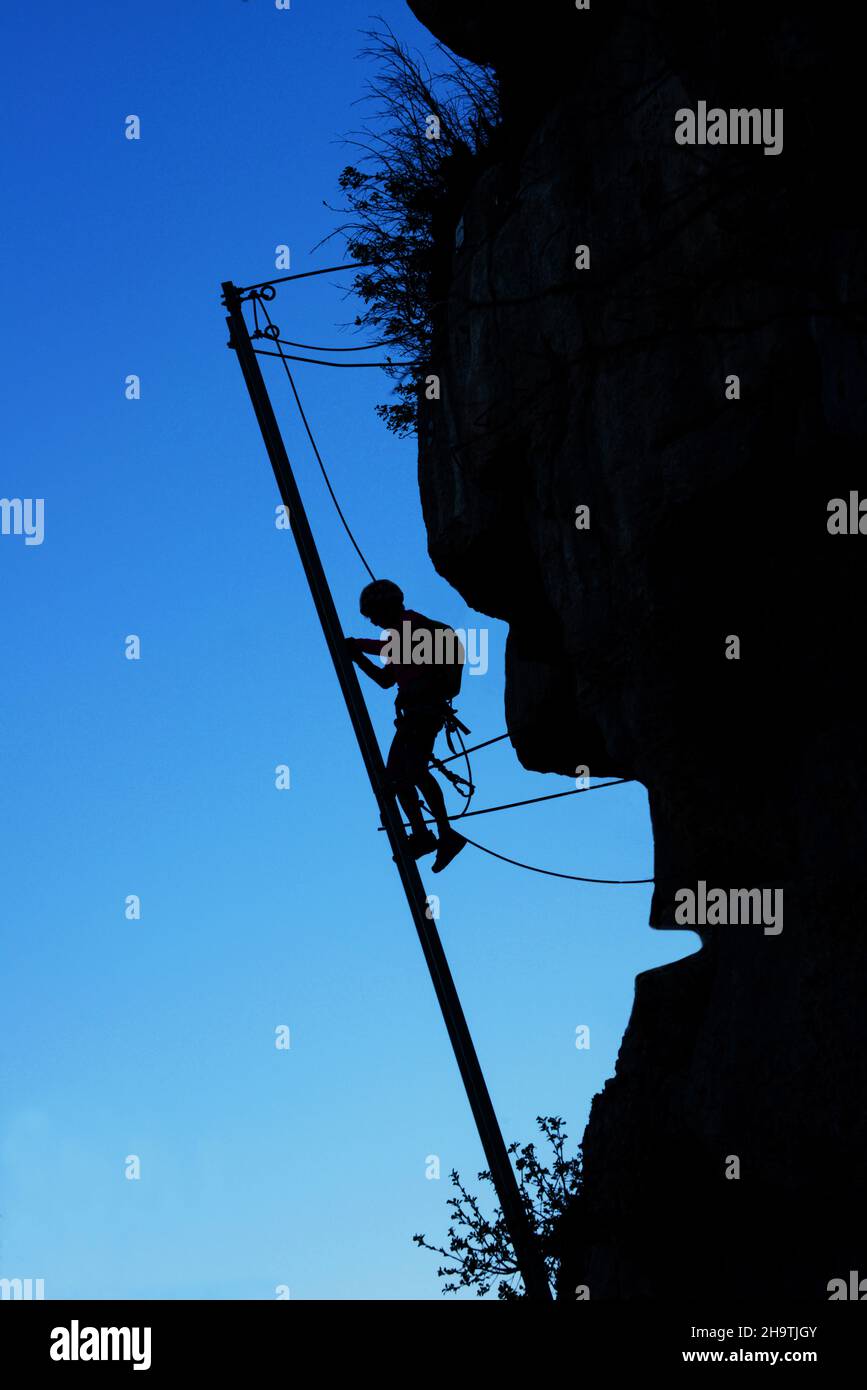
[408,0,867,1297]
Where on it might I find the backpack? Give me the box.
[434,625,464,701]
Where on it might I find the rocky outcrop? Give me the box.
[408,0,867,1297]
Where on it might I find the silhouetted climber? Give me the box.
[346,579,467,873]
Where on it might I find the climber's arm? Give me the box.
[346,638,397,689]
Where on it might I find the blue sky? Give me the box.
[1,0,695,1299]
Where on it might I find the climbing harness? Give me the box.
[431,701,475,806]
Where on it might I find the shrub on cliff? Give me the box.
[413,1115,582,1299]
[323,21,499,436]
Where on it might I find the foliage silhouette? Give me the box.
[322,20,499,435]
[413,1115,582,1299]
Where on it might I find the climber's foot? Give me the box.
[406,828,438,860]
[431,829,467,874]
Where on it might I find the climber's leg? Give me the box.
[397,784,428,837]
[387,701,464,871]
[418,767,466,873]
[387,720,438,855]
[431,826,467,874]
[417,768,451,838]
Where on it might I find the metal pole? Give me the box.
[222,280,552,1301]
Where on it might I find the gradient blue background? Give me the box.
[1,0,695,1299]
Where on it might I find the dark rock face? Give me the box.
[407,1,867,1297]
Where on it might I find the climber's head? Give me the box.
[360,578,404,630]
